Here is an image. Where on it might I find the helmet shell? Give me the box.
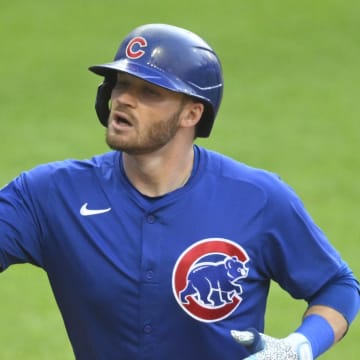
[89,24,223,137]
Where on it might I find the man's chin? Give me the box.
[106,134,124,151]
[105,136,138,154]
[106,138,125,152]
[105,137,166,156]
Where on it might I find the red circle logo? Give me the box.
[125,36,147,59]
[172,238,250,322]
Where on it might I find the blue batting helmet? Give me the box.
[89,23,224,137]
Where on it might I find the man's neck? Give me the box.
[122,145,194,197]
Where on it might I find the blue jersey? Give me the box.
[0,146,350,359]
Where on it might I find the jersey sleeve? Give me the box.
[0,172,45,271]
[258,175,350,300]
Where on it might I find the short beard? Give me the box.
[106,103,185,155]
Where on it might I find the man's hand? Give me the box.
[231,329,313,360]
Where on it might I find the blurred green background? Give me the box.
[0,0,359,358]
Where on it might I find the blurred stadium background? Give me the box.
[0,0,359,358]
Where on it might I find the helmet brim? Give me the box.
[89,59,198,98]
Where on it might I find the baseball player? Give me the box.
[0,24,359,360]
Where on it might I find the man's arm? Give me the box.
[232,273,360,359]
[231,307,344,360]
[304,305,347,343]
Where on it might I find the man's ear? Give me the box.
[181,101,205,128]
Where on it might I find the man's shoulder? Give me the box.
[201,147,280,186]
[200,147,299,212]
[20,151,119,190]
[27,151,117,175]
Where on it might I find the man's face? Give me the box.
[106,73,187,155]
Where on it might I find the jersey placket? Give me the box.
[139,209,162,359]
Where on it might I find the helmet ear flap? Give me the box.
[95,78,115,127]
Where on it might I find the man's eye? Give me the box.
[143,86,159,96]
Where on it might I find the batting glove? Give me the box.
[231,328,313,360]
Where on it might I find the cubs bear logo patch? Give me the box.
[172,238,250,322]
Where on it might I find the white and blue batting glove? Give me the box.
[231,328,313,360]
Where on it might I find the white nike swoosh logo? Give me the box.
[80,202,111,216]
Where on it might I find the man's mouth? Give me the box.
[112,111,133,127]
